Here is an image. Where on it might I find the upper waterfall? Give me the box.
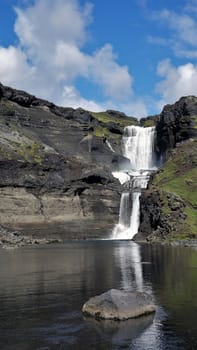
[123,126,156,171]
[112,125,157,240]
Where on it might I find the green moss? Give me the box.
[160,191,171,214]
[143,119,155,127]
[185,206,197,235]
[152,140,197,206]
[93,125,121,139]
[195,117,197,129]
[153,167,197,206]
[152,159,178,185]
[1,100,15,116]
[151,140,197,240]
[91,111,137,140]
[191,115,197,129]
[17,142,42,164]
[91,111,137,128]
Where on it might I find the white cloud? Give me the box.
[118,99,148,118]
[156,59,197,104]
[0,46,34,86]
[0,0,141,116]
[14,0,93,52]
[62,85,104,111]
[158,9,197,47]
[90,44,133,100]
[150,8,197,59]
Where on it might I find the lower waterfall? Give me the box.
[112,125,156,240]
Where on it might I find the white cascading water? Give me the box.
[112,125,156,240]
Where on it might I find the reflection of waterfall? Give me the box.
[117,242,143,292]
[112,126,157,240]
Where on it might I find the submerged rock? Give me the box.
[82,289,156,320]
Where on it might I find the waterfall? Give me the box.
[112,125,156,240]
[106,140,115,153]
[119,192,131,227]
[123,126,156,170]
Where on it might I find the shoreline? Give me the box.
[1,224,197,249]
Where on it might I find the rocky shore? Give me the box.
[0,225,61,249]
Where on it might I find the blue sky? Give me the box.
[0,0,197,117]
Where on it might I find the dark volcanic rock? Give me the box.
[137,190,162,241]
[156,96,197,160]
[0,83,136,239]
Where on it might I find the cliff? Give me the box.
[0,83,137,240]
[0,82,196,243]
[139,97,197,242]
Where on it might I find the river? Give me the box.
[0,241,197,349]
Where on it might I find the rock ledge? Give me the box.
[82,289,156,320]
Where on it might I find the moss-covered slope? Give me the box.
[139,139,197,241]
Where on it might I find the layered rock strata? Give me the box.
[0,83,137,239]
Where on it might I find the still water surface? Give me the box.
[0,241,197,350]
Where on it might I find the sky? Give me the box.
[0,0,197,117]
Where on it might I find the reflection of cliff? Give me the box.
[140,244,197,349]
[115,242,143,291]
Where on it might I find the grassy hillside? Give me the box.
[90,111,138,139]
[151,139,197,239]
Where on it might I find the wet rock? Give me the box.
[0,224,62,247]
[82,289,156,320]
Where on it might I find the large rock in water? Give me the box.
[82,289,156,320]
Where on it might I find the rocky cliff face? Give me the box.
[156,96,197,160]
[1,83,196,242]
[0,83,138,239]
[139,96,197,242]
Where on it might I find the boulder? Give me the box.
[82,289,156,320]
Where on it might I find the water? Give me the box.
[112,126,157,239]
[106,140,115,153]
[0,241,197,350]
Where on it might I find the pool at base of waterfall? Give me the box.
[0,241,197,350]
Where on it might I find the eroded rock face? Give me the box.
[156,96,197,160]
[0,83,138,239]
[138,97,197,242]
[138,190,187,241]
[138,139,197,242]
[82,289,156,320]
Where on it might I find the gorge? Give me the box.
[0,82,196,244]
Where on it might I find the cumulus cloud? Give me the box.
[0,0,141,115]
[149,7,197,59]
[90,44,133,100]
[62,85,104,111]
[15,0,93,52]
[156,59,197,105]
[158,9,197,47]
[0,46,34,85]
